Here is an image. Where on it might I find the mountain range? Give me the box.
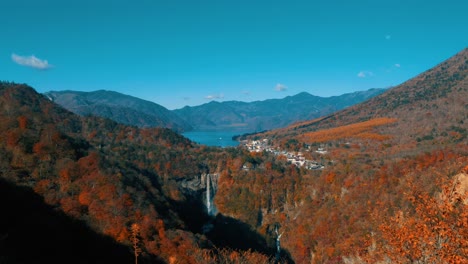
[173,88,386,132]
[45,88,386,133]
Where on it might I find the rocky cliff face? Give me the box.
[178,173,220,215]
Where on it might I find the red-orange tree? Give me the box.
[378,175,468,263]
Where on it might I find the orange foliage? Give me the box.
[78,191,93,206]
[193,248,273,264]
[325,172,336,184]
[60,196,81,218]
[377,175,468,263]
[59,168,71,182]
[34,179,52,195]
[32,142,44,154]
[120,193,134,208]
[463,165,468,173]
[97,184,117,200]
[6,130,20,147]
[17,116,27,129]
[298,117,397,143]
[116,227,130,242]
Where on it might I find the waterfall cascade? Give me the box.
[206,175,211,215]
[275,224,283,262]
[202,173,219,216]
[177,173,219,216]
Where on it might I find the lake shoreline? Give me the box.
[182,130,250,147]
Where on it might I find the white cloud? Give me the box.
[11,53,52,70]
[275,83,287,91]
[385,35,391,40]
[395,63,401,68]
[205,94,224,100]
[357,71,374,78]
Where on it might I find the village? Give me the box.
[241,138,326,170]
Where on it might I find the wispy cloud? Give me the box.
[357,71,374,78]
[11,53,52,70]
[275,83,287,92]
[394,63,401,68]
[205,94,224,100]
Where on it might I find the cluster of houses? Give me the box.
[241,139,325,170]
[285,152,325,170]
[243,139,271,152]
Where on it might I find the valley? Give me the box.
[1,48,467,263]
[2,0,467,262]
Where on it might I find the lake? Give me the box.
[182,131,242,147]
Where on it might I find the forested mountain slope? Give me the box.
[228,48,468,262]
[263,48,468,150]
[45,90,192,132]
[0,82,291,263]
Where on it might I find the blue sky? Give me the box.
[1,0,467,109]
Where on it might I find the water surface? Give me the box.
[183,131,241,147]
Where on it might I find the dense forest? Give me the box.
[0,48,467,263]
[0,82,290,263]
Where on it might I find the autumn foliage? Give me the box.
[0,82,284,262]
[1,70,467,264]
[377,177,468,263]
[298,117,397,143]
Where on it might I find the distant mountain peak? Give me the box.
[292,91,312,97]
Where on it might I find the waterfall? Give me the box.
[206,174,211,215]
[200,173,218,216]
[275,224,283,262]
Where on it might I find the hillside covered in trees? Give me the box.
[233,48,468,262]
[0,48,467,263]
[45,90,192,132]
[1,81,301,263]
